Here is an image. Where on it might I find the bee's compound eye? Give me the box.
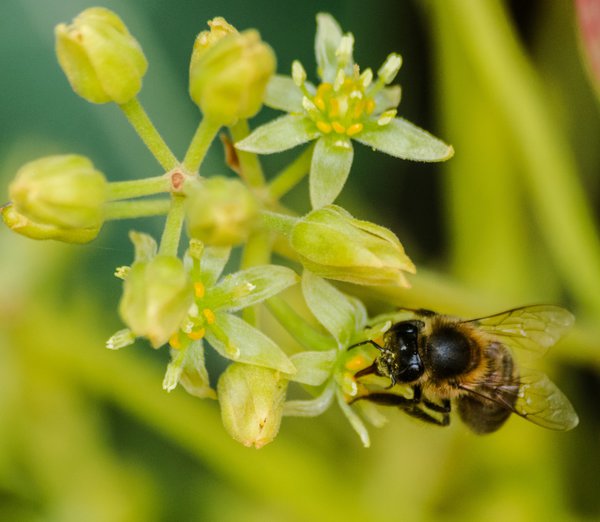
[426,327,471,378]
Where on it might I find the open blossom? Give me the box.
[236,13,453,208]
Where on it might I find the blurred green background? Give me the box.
[1,1,599,520]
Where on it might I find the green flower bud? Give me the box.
[217,363,287,448]
[119,255,194,348]
[189,28,276,125]
[55,7,148,104]
[1,203,100,243]
[9,155,107,230]
[290,205,416,286]
[186,176,259,246]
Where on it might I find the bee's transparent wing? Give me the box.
[464,305,574,356]
[461,369,579,431]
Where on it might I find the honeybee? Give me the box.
[350,305,579,434]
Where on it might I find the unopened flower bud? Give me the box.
[217,363,287,448]
[189,28,276,125]
[119,255,194,348]
[186,176,258,246]
[1,203,100,243]
[290,205,416,286]
[9,155,107,230]
[55,7,148,104]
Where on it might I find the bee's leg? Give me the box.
[349,392,414,407]
[423,398,451,414]
[404,405,451,427]
[400,386,450,426]
[347,339,383,351]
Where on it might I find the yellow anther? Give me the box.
[328,98,340,118]
[202,308,216,324]
[317,82,333,94]
[365,99,376,115]
[346,123,363,136]
[345,354,370,371]
[188,327,206,340]
[332,121,346,134]
[194,282,205,298]
[169,333,182,350]
[316,121,332,134]
[313,95,326,112]
[352,100,365,119]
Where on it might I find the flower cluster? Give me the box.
[2,8,453,447]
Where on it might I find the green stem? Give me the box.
[229,119,265,187]
[119,98,178,171]
[267,296,336,351]
[260,211,297,238]
[107,176,170,201]
[158,196,186,256]
[431,0,600,316]
[183,117,221,173]
[104,198,171,220]
[268,145,314,200]
[240,230,272,326]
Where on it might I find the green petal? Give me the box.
[310,136,353,209]
[207,265,299,311]
[179,341,216,399]
[301,270,361,349]
[264,75,304,112]
[283,381,335,416]
[315,13,343,82]
[129,230,157,263]
[199,246,231,287]
[289,350,336,386]
[163,341,216,399]
[355,117,454,161]
[207,312,296,374]
[336,388,370,447]
[235,115,320,154]
[373,85,401,113]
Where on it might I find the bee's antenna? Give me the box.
[347,339,383,351]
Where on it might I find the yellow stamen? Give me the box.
[188,327,206,340]
[328,98,340,118]
[346,123,363,136]
[194,282,205,299]
[313,95,326,112]
[169,333,182,349]
[365,99,376,115]
[345,354,370,371]
[352,100,365,119]
[332,121,346,134]
[203,308,216,324]
[316,121,332,134]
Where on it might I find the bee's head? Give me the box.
[380,320,424,383]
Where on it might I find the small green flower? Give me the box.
[185,176,259,246]
[164,243,298,398]
[290,204,416,287]
[236,13,453,208]
[189,21,276,125]
[283,271,393,447]
[55,7,148,104]
[218,363,287,448]
[8,154,107,230]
